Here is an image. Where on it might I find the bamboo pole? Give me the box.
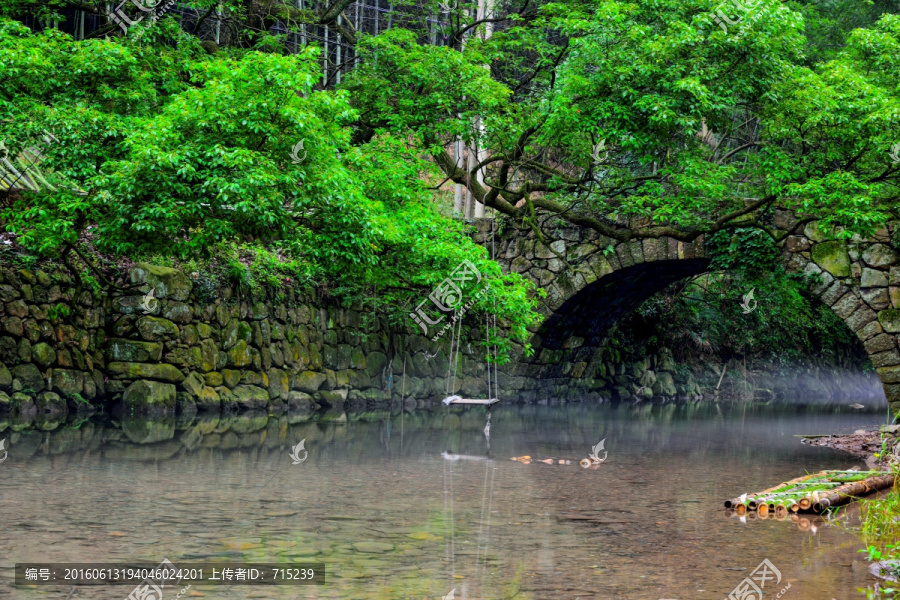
[726,471,831,508]
[812,473,895,512]
[716,362,727,390]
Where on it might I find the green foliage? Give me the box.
[45,303,70,320]
[789,0,900,64]
[707,228,782,276]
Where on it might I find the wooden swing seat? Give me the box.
[443,396,500,406]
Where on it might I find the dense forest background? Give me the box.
[1,0,899,370]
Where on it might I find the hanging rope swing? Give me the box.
[443,217,501,407]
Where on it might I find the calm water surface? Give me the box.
[0,402,891,599]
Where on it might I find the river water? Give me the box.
[0,402,892,599]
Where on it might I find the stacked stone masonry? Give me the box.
[0,206,896,417]
[0,262,490,418]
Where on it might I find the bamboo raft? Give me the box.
[724,469,895,515]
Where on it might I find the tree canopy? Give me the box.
[1,0,900,352]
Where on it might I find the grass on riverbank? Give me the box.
[859,437,900,598]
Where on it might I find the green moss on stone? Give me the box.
[878,309,900,333]
[811,241,851,277]
[108,362,185,383]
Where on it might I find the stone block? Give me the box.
[811,241,850,277]
[614,243,634,268]
[267,367,289,400]
[846,305,877,331]
[861,268,889,287]
[857,320,884,341]
[123,380,176,415]
[294,371,326,393]
[0,362,11,390]
[786,236,810,252]
[863,244,898,268]
[222,369,241,388]
[879,309,900,333]
[226,340,253,368]
[107,362,185,383]
[11,363,44,392]
[130,263,193,301]
[366,351,389,378]
[861,287,891,310]
[287,391,316,412]
[162,302,193,324]
[136,316,180,341]
[877,366,900,384]
[832,293,861,319]
[51,369,83,397]
[864,334,896,354]
[107,339,163,362]
[819,282,849,307]
[230,385,269,410]
[890,286,900,309]
[871,349,900,368]
[182,371,205,397]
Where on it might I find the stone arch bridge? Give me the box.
[472,211,900,412]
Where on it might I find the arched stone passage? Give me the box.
[535,258,710,352]
[477,212,900,411]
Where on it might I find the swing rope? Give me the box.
[442,215,502,404]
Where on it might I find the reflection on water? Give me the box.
[0,402,891,599]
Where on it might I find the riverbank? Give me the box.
[800,425,900,468]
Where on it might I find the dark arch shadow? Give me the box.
[536,258,711,351]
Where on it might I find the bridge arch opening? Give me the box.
[521,259,883,404]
